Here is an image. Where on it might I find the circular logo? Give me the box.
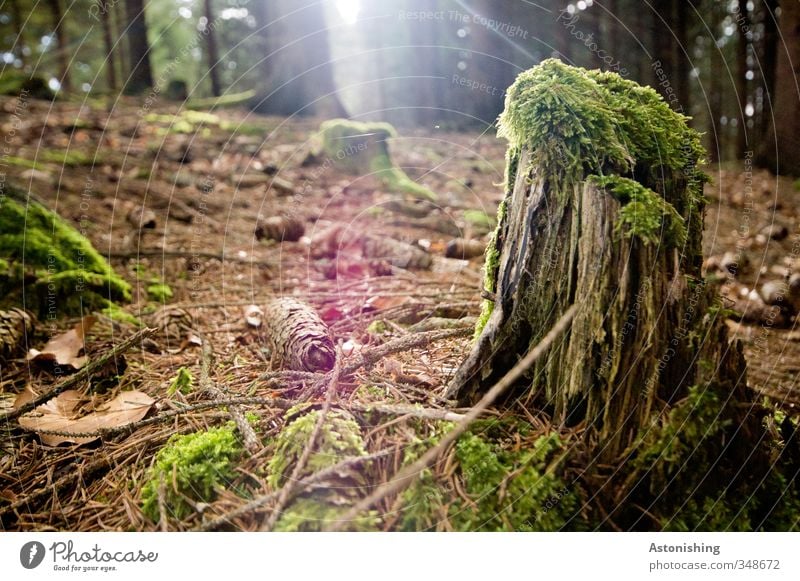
[19,541,46,569]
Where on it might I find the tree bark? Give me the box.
[123,0,154,95]
[251,0,347,117]
[100,1,117,93]
[736,0,750,156]
[446,60,749,461]
[9,0,26,67]
[707,1,723,162]
[759,0,800,174]
[45,0,70,92]
[202,0,222,97]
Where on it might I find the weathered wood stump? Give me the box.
[447,60,748,459]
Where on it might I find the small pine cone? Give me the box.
[263,298,335,372]
[0,308,35,361]
[361,235,432,269]
[255,216,305,242]
[147,306,194,341]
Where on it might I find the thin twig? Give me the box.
[199,338,260,454]
[326,305,578,531]
[261,346,343,531]
[0,327,156,424]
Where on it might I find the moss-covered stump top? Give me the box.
[0,188,131,317]
[497,59,706,262]
[316,119,437,201]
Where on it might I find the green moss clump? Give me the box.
[317,119,437,201]
[632,384,800,531]
[272,498,380,532]
[0,193,131,317]
[474,197,507,337]
[399,422,582,531]
[590,175,687,246]
[141,425,242,522]
[463,210,495,230]
[147,282,174,302]
[366,320,387,335]
[168,367,194,396]
[267,409,367,488]
[39,149,94,167]
[268,408,377,531]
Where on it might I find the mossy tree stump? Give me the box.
[447,60,752,460]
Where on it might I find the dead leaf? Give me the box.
[12,385,37,409]
[244,305,263,328]
[27,316,96,372]
[365,295,411,311]
[17,389,154,446]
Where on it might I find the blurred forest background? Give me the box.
[1,0,798,174]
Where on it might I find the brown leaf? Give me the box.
[17,389,154,446]
[27,316,96,372]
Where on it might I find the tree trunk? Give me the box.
[251,0,347,117]
[45,0,70,92]
[114,0,129,83]
[203,0,222,97]
[100,1,117,93]
[123,0,154,95]
[674,0,690,113]
[707,2,723,162]
[9,0,26,67]
[756,0,778,159]
[759,0,800,174]
[446,60,751,461]
[736,0,750,156]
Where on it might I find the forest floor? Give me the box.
[1,95,799,531]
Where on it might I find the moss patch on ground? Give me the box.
[141,425,242,522]
[316,119,437,201]
[0,190,131,317]
[399,421,583,531]
[267,407,378,531]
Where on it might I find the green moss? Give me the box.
[317,119,437,201]
[474,197,507,337]
[463,209,495,230]
[267,409,367,488]
[496,59,706,264]
[101,303,141,327]
[168,367,194,396]
[366,320,388,335]
[147,282,174,302]
[273,497,380,532]
[4,156,40,170]
[141,425,242,522]
[39,149,94,167]
[590,175,687,246]
[632,384,800,530]
[398,423,582,531]
[0,193,131,317]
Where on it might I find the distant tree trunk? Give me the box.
[123,0,154,95]
[651,1,674,103]
[446,60,751,461]
[759,0,800,174]
[9,0,26,67]
[605,0,619,63]
[674,0,690,113]
[100,1,117,93]
[736,0,750,156]
[708,2,723,162]
[252,0,347,117]
[203,0,222,97]
[756,0,778,156]
[45,0,70,92]
[408,0,443,126]
[114,0,129,82]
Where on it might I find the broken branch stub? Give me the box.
[263,298,335,372]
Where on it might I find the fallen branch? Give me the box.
[261,346,343,531]
[325,304,578,531]
[0,327,156,424]
[195,449,393,531]
[199,338,260,454]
